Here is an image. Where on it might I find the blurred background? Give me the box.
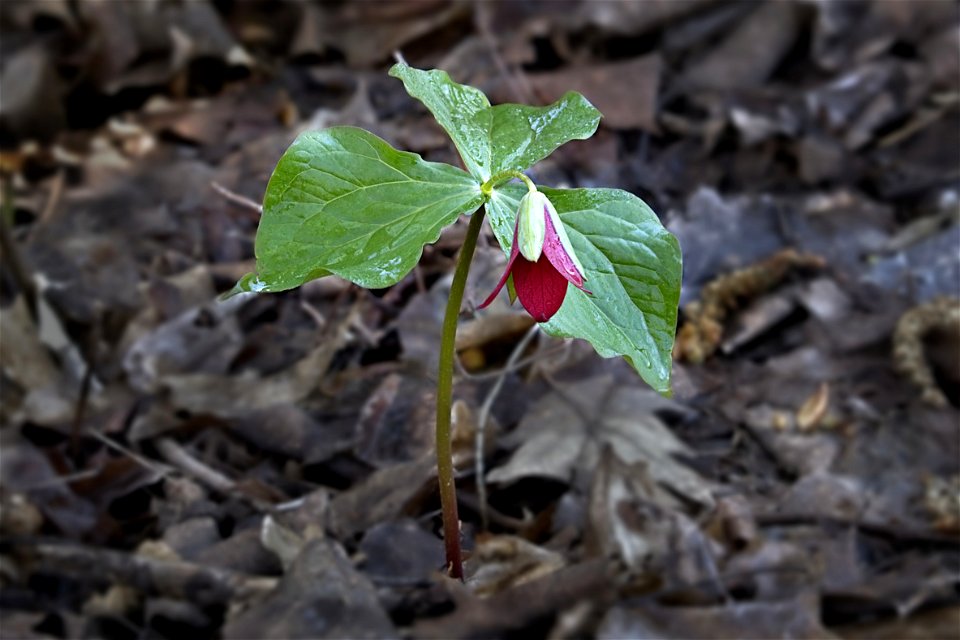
[1,1,958,638]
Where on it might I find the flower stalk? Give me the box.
[435,205,486,580]
[436,171,580,578]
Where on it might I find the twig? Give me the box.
[90,431,171,477]
[299,299,327,331]
[16,467,101,489]
[475,324,540,530]
[17,540,277,606]
[38,169,65,224]
[70,307,102,460]
[155,437,278,512]
[155,437,236,495]
[454,342,569,381]
[211,181,262,215]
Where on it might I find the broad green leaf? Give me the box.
[389,62,601,181]
[234,126,483,294]
[388,63,491,180]
[485,185,681,394]
[487,97,601,177]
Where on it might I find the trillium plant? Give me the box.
[233,62,682,579]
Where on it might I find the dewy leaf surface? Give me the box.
[235,126,483,293]
[389,62,600,181]
[485,185,681,394]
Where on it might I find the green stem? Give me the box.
[436,207,486,580]
[481,170,536,197]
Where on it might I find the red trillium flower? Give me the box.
[479,190,591,322]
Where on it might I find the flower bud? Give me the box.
[515,190,547,262]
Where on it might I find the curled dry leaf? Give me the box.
[797,382,831,432]
[675,249,825,363]
[892,296,960,408]
[468,535,566,596]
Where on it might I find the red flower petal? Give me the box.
[513,253,569,322]
[478,216,522,309]
[542,207,591,293]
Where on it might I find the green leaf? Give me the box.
[487,96,601,177]
[234,126,483,294]
[389,62,601,181]
[485,185,682,394]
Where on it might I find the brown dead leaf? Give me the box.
[682,2,801,90]
[468,535,566,596]
[291,1,468,67]
[486,374,714,509]
[598,595,836,640]
[0,44,66,144]
[0,297,60,395]
[572,0,714,36]
[836,605,960,640]
[0,443,97,538]
[586,446,678,575]
[159,300,357,416]
[358,519,445,584]
[223,539,397,639]
[122,294,245,394]
[529,55,662,132]
[355,372,436,465]
[413,558,613,639]
[328,455,436,541]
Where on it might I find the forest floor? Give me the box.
[1,1,958,638]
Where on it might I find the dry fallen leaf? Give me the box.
[486,374,714,509]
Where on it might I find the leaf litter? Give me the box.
[1,0,958,638]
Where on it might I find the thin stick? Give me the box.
[38,169,65,224]
[155,437,236,494]
[475,324,539,530]
[211,181,262,214]
[19,541,276,606]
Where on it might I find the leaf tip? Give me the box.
[223,272,268,300]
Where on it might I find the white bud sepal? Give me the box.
[515,190,547,262]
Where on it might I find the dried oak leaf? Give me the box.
[486,374,713,509]
[222,539,396,640]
